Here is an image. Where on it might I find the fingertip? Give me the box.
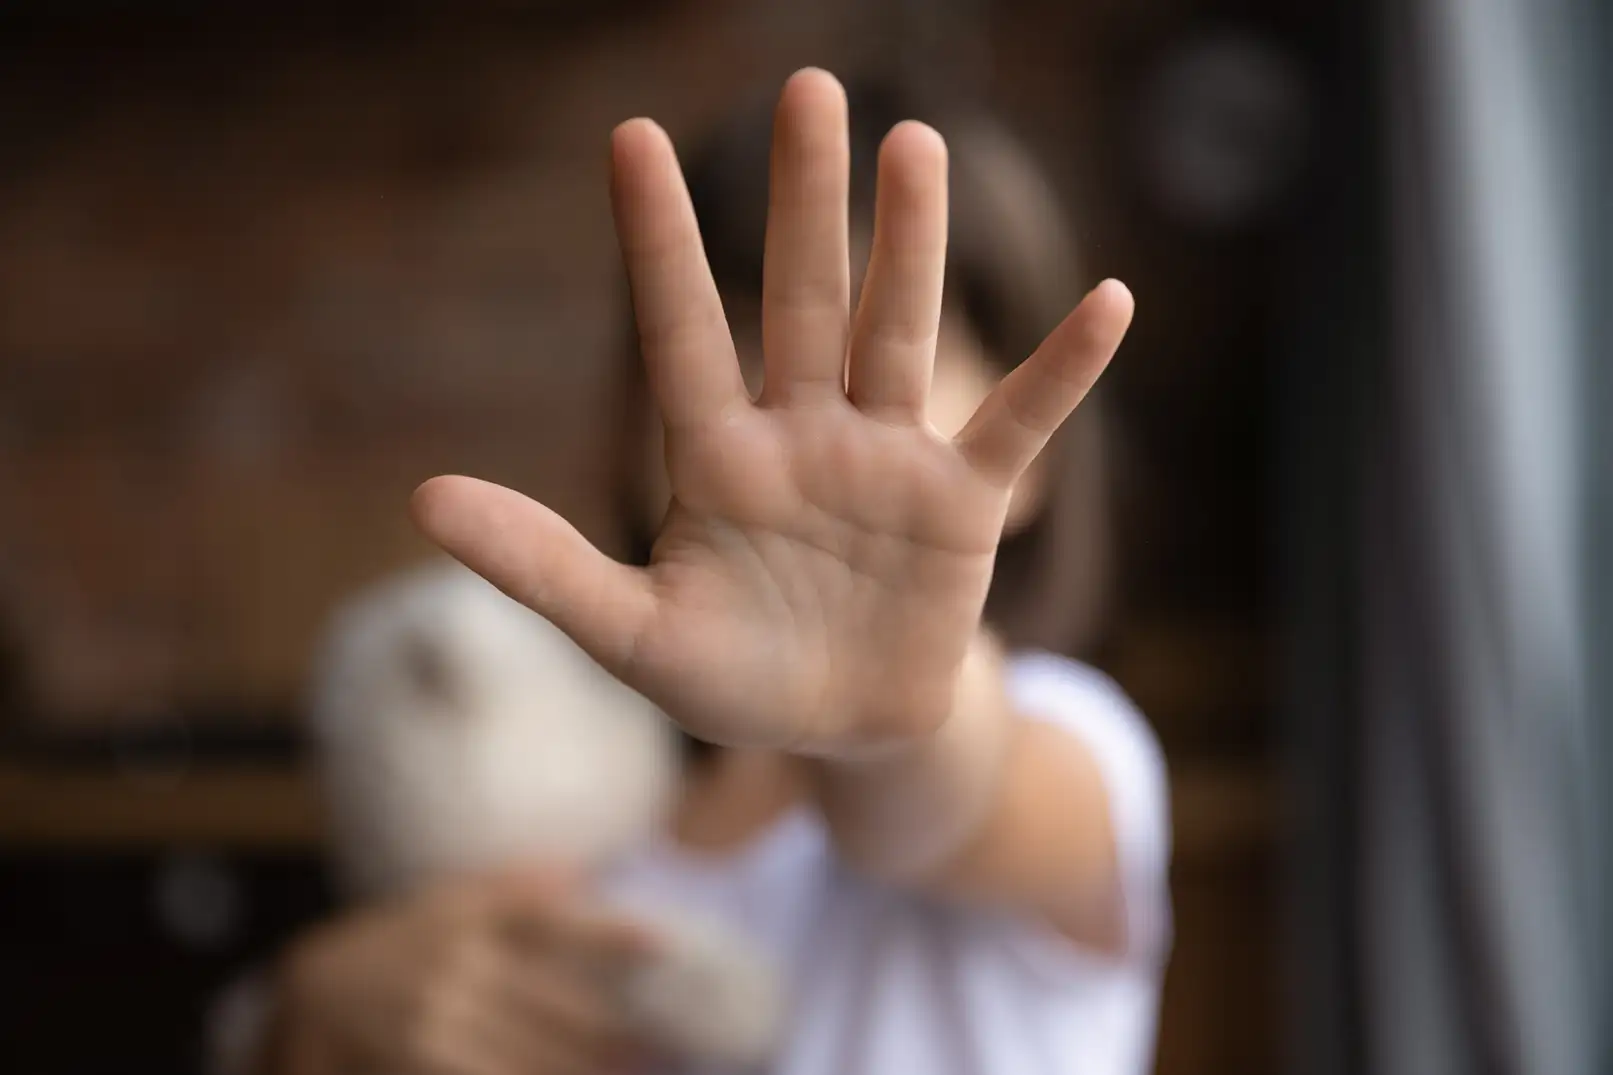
[881,119,948,168]
[561,906,665,966]
[781,67,848,111]
[611,117,673,166]
[876,122,948,207]
[612,116,666,143]
[409,474,471,540]
[408,475,527,563]
[516,862,588,898]
[609,917,668,964]
[1089,278,1136,326]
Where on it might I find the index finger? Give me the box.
[443,864,579,921]
[611,118,748,431]
[549,905,660,966]
[482,879,657,964]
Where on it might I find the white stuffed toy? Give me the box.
[305,560,784,1070]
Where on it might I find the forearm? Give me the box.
[808,630,1125,951]
[808,630,1015,880]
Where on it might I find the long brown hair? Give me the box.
[613,75,1113,663]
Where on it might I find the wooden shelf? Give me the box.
[0,759,1276,859]
[0,761,324,850]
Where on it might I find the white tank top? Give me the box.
[604,653,1172,1075]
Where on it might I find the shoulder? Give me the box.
[1006,651,1137,712]
[1005,652,1167,794]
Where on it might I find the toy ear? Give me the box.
[399,627,459,710]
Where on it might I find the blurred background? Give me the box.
[0,1,1605,1073]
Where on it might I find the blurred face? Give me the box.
[636,294,1049,536]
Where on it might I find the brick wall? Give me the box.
[0,4,882,727]
[0,5,1285,1072]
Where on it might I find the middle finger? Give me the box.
[761,68,853,405]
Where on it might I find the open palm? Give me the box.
[412,70,1133,756]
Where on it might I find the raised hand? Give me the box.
[412,69,1133,758]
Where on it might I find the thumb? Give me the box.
[410,475,657,674]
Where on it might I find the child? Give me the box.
[263,68,1169,1075]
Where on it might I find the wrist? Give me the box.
[810,629,1016,880]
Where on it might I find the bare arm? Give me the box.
[809,629,1125,953]
[409,70,1140,953]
